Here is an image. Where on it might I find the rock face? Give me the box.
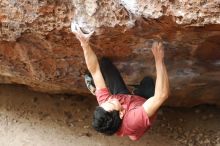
[0,0,219,106]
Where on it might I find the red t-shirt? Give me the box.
[95,88,156,141]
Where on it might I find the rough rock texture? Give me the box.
[0,0,220,106]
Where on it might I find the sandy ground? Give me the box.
[0,84,219,146]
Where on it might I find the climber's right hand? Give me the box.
[151,42,164,63]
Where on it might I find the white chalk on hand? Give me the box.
[71,21,78,33]
[71,20,94,39]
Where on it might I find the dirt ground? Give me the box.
[0,84,219,146]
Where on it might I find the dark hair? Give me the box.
[92,106,122,135]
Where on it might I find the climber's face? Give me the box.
[100,98,122,112]
[100,98,125,119]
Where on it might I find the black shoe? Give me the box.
[84,74,96,95]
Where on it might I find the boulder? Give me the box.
[0,0,219,106]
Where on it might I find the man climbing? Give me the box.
[71,22,169,141]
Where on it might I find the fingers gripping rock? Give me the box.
[71,20,94,40]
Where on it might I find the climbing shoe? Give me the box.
[84,74,96,95]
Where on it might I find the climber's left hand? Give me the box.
[71,21,94,46]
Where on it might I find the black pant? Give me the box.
[100,57,155,99]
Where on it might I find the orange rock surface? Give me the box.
[0,0,219,106]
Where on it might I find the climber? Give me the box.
[71,22,169,141]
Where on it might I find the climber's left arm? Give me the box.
[80,43,106,90]
[71,23,106,90]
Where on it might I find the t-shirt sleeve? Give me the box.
[95,88,111,105]
[125,106,151,140]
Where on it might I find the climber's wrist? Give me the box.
[81,41,90,48]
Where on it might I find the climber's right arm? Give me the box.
[71,23,106,89]
[142,42,169,117]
